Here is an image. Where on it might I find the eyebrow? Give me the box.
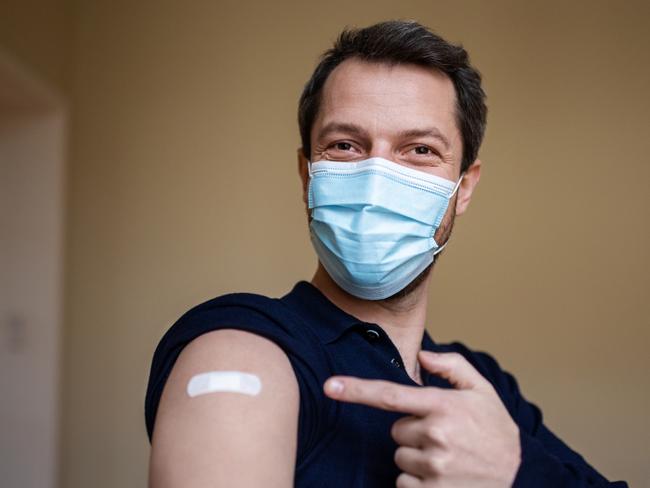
[316,121,451,150]
[397,127,451,150]
[317,122,370,142]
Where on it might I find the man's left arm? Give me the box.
[323,349,628,487]
[474,349,628,488]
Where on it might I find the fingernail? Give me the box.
[325,379,344,395]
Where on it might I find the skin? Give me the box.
[148,329,299,487]
[297,58,520,486]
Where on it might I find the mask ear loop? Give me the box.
[306,160,314,210]
[449,173,464,199]
[433,173,465,256]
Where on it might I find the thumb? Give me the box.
[418,351,491,391]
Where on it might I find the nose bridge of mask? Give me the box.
[307,157,460,227]
[308,157,458,189]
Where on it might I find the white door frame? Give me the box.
[0,47,67,488]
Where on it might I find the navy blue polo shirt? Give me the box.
[145,281,627,487]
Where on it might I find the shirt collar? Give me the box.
[281,280,439,350]
[281,280,365,344]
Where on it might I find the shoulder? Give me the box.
[145,290,330,442]
[149,327,300,486]
[157,327,300,423]
[163,291,309,346]
[178,328,299,390]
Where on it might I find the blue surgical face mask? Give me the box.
[307,156,463,300]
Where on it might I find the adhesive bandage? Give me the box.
[187,371,262,397]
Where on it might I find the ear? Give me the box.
[297,147,310,205]
[455,158,481,216]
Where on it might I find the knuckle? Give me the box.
[425,453,449,475]
[425,454,440,474]
[379,386,400,410]
[434,393,451,414]
[424,422,443,443]
[437,425,450,446]
[350,381,365,398]
[447,352,464,367]
[438,453,452,475]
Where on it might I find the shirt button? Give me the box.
[364,328,381,342]
[390,357,402,368]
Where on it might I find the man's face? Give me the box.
[298,57,480,299]
[311,58,463,180]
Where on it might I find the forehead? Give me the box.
[313,58,460,144]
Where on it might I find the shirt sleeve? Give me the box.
[450,343,629,487]
[144,292,333,466]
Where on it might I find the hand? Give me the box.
[323,350,521,487]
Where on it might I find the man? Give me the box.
[145,20,627,487]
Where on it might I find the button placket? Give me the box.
[358,324,409,378]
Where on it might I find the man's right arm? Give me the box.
[148,328,300,488]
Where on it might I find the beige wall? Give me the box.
[4,0,649,486]
[0,0,71,95]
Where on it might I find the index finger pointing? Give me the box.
[323,376,446,416]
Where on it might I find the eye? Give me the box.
[332,142,354,151]
[413,145,436,156]
[320,140,361,161]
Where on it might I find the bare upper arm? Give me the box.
[148,328,300,488]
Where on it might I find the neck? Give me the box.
[311,263,430,384]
